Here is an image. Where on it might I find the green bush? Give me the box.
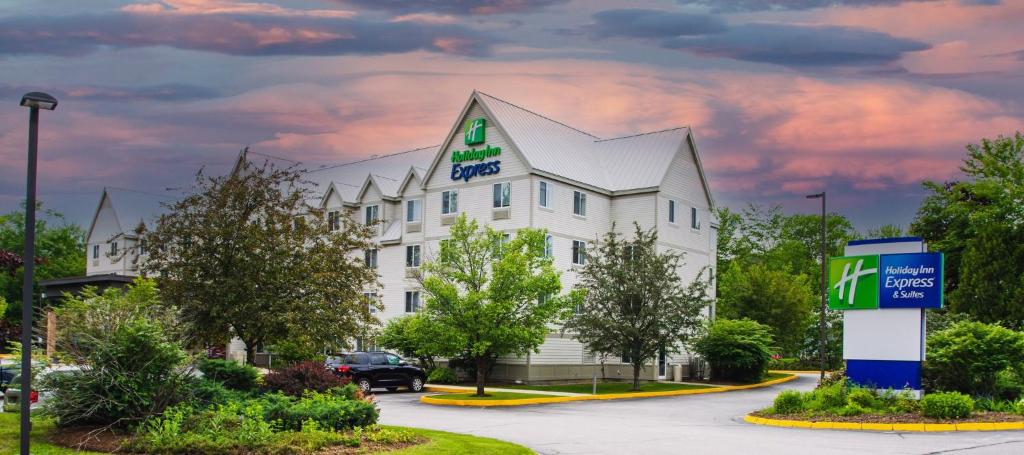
[262,388,378,431]
[847,388,880,409]
[427,367,458,385]
[197,358,260,392]
[268,336,326,368]
[693,318,774,383]
[921,392,974,419]
[923,321,1024,397]
[890,393,921,414]
[773,390,803,415]
[42,319,192,428]
[189,378,252,406]
[803,381,848,412]
[263,360,346,396]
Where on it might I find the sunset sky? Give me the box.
[1,0,1022,231]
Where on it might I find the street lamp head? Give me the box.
[20,92,58,111]
[806,192,825,199]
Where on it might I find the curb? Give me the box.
[743,414,1024,432]
[768,370,831,374]
[420,373,797,407]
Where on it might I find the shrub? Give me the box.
[42,319,192,428]
[921,392,974,419]
[767,357,817,371]
[189,378,252,406]
[197,358,260,391]
[268,336,326,368]
[262,389,379,431]
[923,321,1024,396]
[427,367,458,385]
[890,391,921,414]
[264,360,346,396]
[847,388,880,410]
[837,403,866,416]
[693,318,774,383]
[773,390,803,415]
[803,381,848,412]
[818,367,846,389]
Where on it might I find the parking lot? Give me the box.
[376,374,1024,454]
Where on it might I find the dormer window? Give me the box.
[328,210,341,232]
[110,241,119,256]
[92,244,99,259]
[406,199,422,222]
[365,205,379,225]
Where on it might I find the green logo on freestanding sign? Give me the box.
[464,118,486,145]
[829,255,880,310]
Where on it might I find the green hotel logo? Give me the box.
[464,118,486,145]
[829,255,880,310]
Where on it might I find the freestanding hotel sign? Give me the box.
[829,238,943,394]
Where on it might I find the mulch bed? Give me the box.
[753,410,1024,424]
[315,437,428,454]
[49,426,130,453]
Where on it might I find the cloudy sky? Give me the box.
[1,0,1021,231]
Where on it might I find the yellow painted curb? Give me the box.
[745,415,1024,432]
[769,370,832,374]
[420,374,798,407]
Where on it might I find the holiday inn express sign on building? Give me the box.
[829,252,944,310]
[450,117,502,182]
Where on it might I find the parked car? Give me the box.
[0,365,20,392]
[3,366,81,412]
[330,351,426,393]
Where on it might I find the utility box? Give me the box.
[673,364,683,382]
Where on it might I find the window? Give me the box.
[364,249,378,268]
[370,353,388,365]
[92,244,99,259]
[364,205,379,225]
[405,291,421,312]
[346,353,369,364]
[572,240,587,265]
[493,182,510,208]
[364,292,378,313]
[110,241,118,256]
[573,191,587,217]
[668,200,676,224]
[406,199,422,222]
[544,234,553,258]
[441,190,458,214]
[387,354,401,365]
[138,240,144,256]
[538,181,550,208]
[328,210,341,232]
[691,207,701,230]
[406,245,421,267]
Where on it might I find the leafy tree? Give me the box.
[911,133,1024,327]
[717,263,814,356]
[865,224,904,239]
[419,214,571,396]
[142,157,379,363]
[922,321,1024,396]
[376,313,450,370]
[565,224,710,391]
[0,203,85,349]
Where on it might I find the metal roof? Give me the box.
[303,146,438,204]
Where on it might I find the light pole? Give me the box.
[18,91,58,455]
[806,192,827,381]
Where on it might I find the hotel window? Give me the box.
[573,191,587,217]
[92,244,99,259]
[405,291,421,313]
[668,200,676,224]
[406,245,421,267]
[364,249,378,269]
[544,234,553,258]
[538,181,550,208]
[328,210,341,232]
[441,190,458,214]
[364,205,379,225]
[572,240,587,265]
[493,182,511,208]
[138,240,144,256]
[406,199,422,223]
[691,207,701,230]
[364,292,378,314]
[110,241,119,256]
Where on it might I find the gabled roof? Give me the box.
[424,91,709,196]
[87,187,175,241]
[356,174,402,202]
[396,167,427,195]
[303,146,438,202]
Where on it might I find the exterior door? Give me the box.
[657,348,667,380]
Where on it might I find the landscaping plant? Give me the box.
[197,358,261,392]
[427,366,459,385]
[921,392,975,420]
[693,318,774,383]
[263,360,347,396]
[922,321,1024,397]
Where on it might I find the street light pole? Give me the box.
[806,192,827,382]
[18,92,57,455]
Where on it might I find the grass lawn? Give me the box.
[0,413,533,454]
[381,426,533,454]
[428,391,552,400]
[0,413,105,455]
[502,381,714,395]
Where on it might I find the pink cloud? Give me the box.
[123,0,356,18]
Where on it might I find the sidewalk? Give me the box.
[424,384,585,397]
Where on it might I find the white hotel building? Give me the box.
[81,91,717,382]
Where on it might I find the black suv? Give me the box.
[331,351,426,393]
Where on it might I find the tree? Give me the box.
[693,318,774,383]
[418,214,571,396]
[565,224,710,391]
[911,133,1024,327]
[865,224,904,239]
[717,263,814,356]
[0,203,85,349]
[142,157,379,363]
[376,313,451,370]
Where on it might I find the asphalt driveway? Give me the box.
[376,374,1024,454]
